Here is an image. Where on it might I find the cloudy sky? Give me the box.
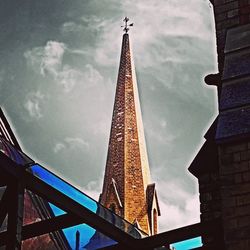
[0,0,218,232]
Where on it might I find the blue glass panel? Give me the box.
[49,202,117,249]
[49,203,65,216]
[30,165,118,249]
[0,136,33,166]
[29,164,145,246]
[31,164,97,213]
[170,237,202,250]
[61,223,117,249]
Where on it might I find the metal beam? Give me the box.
[138,222,203,248]
[0,152,24,179]
[0,213,84,246]
[0,186,9,227]
[6,181,24,250]
[23,171,139,249]
[102,219,222,250]
[0,171,12,187]
[23,213,82,240]
[134,219,221,249]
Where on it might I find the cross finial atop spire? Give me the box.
[121,17,133,33]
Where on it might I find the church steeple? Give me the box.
[100,19,160,235]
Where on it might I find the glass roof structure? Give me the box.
[0,134,206,250]
[29,164,146,249]
[0,136,147,249]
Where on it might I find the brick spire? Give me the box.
[100,30,160,235]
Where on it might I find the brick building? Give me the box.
[99,20,160,236]
[189,1,250,249]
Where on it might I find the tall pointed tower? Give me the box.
[100,18,160,235]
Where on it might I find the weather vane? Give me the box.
[121,17,133,33]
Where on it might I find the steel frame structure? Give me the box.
[0,150,222,250]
